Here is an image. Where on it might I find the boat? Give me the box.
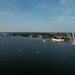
[36,52,40,54]
[52,38,64,42]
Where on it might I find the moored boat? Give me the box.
[52,38,64,42]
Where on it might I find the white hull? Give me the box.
[52,38,64,42]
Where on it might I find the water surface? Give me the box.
[0,36,75,75]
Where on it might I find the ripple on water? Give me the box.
[23,44,26,47]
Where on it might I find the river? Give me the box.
[0,36,75,75]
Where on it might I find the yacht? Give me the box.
[52,38,64,42]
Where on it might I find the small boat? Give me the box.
[52,38,64,42]
[36,52,40,54]
[19,50,22,53]
[43,40,46,42]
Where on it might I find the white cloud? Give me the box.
[49,17,60,23]
[36,17,46,25]
[0,12,22,19]
[24,18,38,24]
[0,11,46,25]
[59,0,75,24]
[0,0,18,11]
[60,0,75,5]
[58,7,74,22]
[24,17,46,25]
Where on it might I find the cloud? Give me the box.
[24,17,46,25]
[59,0,75,24]
[0,12,23,19]
[26,16,46,25]
[49,17,60,24]
[36,17,46,25]
[49,15,75,24]
[0,11,46,25]
[0,0,18,11]
[24,17,38,24]
[60,0,75,5]
[58,7,74,22]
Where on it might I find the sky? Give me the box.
[0,0,75,32]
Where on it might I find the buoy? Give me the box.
[19,50,22,53]
[36,52,40,54]
[43,40,46,42]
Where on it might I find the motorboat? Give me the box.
[52,38,64,42]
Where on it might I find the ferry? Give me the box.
[52,38,64,42]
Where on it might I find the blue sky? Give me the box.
[0,0,75,32]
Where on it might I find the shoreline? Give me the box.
[0,32,69,41]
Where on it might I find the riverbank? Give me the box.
[0,32,69,40]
